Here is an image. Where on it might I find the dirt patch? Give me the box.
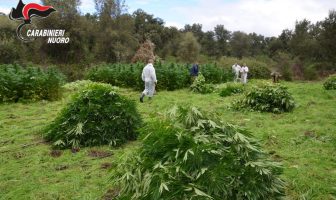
[103,188,120,200]
[13,152,25,159]
[71,147,81,153]
[101,162,113,169]
[272,154,283,161]
[8,114,17,119]
[88,150,113,158]
[307,101,317,106]
[50,150,62,158]
[304,131,317,138]
[55,165,68,171]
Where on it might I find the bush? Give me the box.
[232,84,295,113]
[219,57,272,79]
[219,83,245,97]
[303,64,319,80]
[272,52,293,81]
[248,64,271,79]
[200,63,231,83]
[113,106,285,199]
[190,73,214,94]
[323,74,336,90]
[44,83,142,149]
[0,64,65,103]
[62,80,94,92]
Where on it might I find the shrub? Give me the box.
[219,83,244,97]
[113,106,285,200]
[200,63,231,83]
[0,64,65,103]
[62,80,94,92]
[303,64,319,80]
[248,64,271,79]
[272,52,293,81]
[190,73,214,94]
[232,84,295,113]
[323,74,336,90]
[44,83,142,149]
[219,57,272,79]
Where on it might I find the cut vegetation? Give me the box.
[0,80,335,199]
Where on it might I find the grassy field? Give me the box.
[0,80,335,200]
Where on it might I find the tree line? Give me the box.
[0,0,335,79]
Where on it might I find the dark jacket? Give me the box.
[190,64,199,76]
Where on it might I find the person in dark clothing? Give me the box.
[190,63,199,81]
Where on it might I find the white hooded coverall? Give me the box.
[141,63,157,97]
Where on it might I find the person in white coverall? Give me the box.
[140,59,157,102]
[232,63,241,82]
[240,63,249,84]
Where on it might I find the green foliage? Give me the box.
[190,73,214,94]
[0,64,65,103]
[323,74,336,90]
[219,57,272,79]
[62,80,94,92]
[44,83,142,149]
[272,52,294,81]
[201,63,231,84]
[155,63,190,91]
[303,64,319,80]
[178,32,201,63]
[219,83,244,97]
[232,84,295,113]
[113,106,285,200]
[86,63,229,91]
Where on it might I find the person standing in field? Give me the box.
[140,59,157,103]
[240,63,249,84]
[190,62,199,81]
[232,63,241,82]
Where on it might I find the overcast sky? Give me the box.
[1,0,334,37]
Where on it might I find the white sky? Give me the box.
[161,0,335,36]
[1,0,335,37]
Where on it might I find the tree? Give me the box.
[160,26,182,59]
[230,31,251,58]
[319,10,336,67]
[214,25,230,57]
[95,0,127,24]
[39,0,87,64]
[183,24,204,40]
[289,19,319,61]
[200,31,216,57]
[248,32,266,56]
[177,32,201,63]
[94,0,137,63]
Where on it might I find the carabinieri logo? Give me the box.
[9,0,68,43]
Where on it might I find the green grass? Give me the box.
[0,80,335,199]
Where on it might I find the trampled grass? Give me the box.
[0,80,335,199]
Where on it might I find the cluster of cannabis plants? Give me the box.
[232,84,295,113]
[44,83,142,149]
[219,83,245,97]
[113,106,285,200]
[0,64,65,102]
[323,74,336,90]
[190,73,214,94]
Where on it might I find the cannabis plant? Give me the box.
[323,74,336,90]
[45,83,142,149]
[113,106,285,200]
[232,84,295,113]
[190,73,214,94]
[219,83,245,97]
